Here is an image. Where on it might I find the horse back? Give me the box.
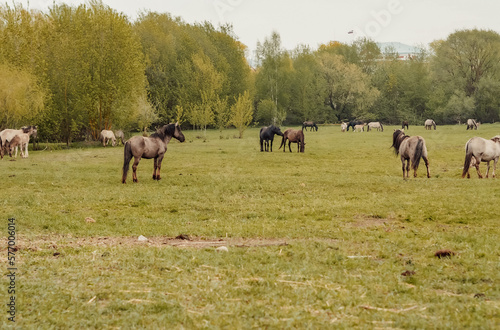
[128,135,165,159]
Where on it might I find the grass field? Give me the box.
[1,124,499,328]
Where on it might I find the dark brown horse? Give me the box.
[402,121,409,130]
[302,121,318,131]
[122,123,185,183]
[279,129,305,153]
[391,129,430,179]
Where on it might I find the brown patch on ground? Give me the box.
[351,215,394,228]
[1,236,342,252]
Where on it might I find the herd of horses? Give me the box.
[2,118,499,182]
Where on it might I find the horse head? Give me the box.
[491,136,500,144]
[272,125,284,136]
[174,122,185,142]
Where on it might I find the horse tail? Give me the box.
[380,123,384,132]
[412,138,425,170]
[279,135,285,150]
[462,141,474,178]
[300,136,305,153]
[122,141,133,183]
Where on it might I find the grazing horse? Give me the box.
[0,126,37,158]
[279,129,305,153]
[462,136,500,178]
[402,121,409,130]
[424,119,436,130]
[100,130,116,147]
[122,123,185,183]
[341,122,347,132]
[367,122,384,132]
[391,129,430,179]
[466,119,478,130]
[6,133,30,158]
[302,121,318,131]
[260,125,283,152]
[354,124,366,132]
[346,121,363,132]
[115,130,126,145]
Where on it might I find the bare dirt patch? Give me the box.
[2,235,340,252]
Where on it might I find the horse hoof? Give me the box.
[133,179,138,183]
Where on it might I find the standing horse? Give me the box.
[424,119,436,130]
[354,124,366,132]
[6,133,30,158]
[122,123,185,183]
[0,126,37,158]
[260,125,283,152]
[462,136,500,178]
[466,119,478,130]
[302,121,318,131]
[100,130,116,147]
[367,122,384,132]
[346,120,363,132]
[402,121,409,130]
[391,129,430,179]
[279,129,305,153]
[115,130,126,145]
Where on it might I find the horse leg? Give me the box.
[475,161,483,178]
[270,139,273,152]
[288,141,292,153]
[156,155,164,180]
[485,161,491,178]
[423,156,430,178]
[153,157,158,180]
[132,157,140,183]
[401,158,406,179]
[493,159,498,178]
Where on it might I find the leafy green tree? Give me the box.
[230,91,253,138]
[318,53,379,121]
[0,64,45,128]
[255,32,293,123]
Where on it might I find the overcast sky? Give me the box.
[25,0,500,51]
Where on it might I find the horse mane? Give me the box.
[391,130,409,155]
[151,123,175,140]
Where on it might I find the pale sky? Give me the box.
[25,0,500,51]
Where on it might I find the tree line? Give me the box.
[1,1,500,143]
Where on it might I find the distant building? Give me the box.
[376,42,422,60]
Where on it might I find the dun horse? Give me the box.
[260,125,283,152]
[279,129,305,153]
[6,133,30,158]
[0,126,37,158]
[122,123,185,183]
[302,121,318,131]
[424,119,436,130]
[391,129,430,179]
[115,130,125,145]
[462,136,500,178]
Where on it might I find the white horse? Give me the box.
[424,119,436,130]
[354,124,365,132]
[99,130,116,147]
[366,122,384,132]
[340,122,347,132]
[0,126,37,158]
[6,133,30,158]
[462,136,500,178]
[466,119,478,130]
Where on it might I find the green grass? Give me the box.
[1,124,499,328]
